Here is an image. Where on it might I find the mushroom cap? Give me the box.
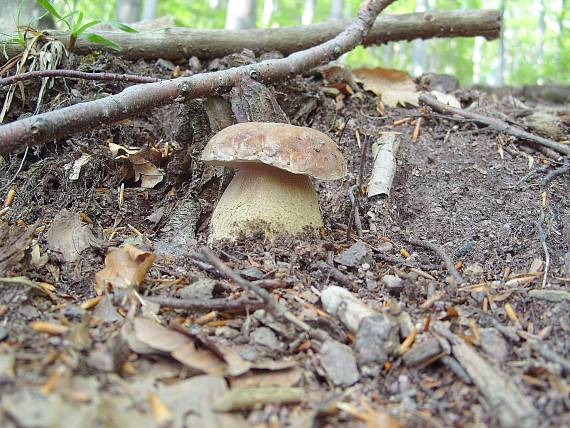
[201,122,347,180]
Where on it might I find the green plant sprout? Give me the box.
[36,0,137,52]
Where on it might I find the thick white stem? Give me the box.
[209,164,323,241]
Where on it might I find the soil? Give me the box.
[0,50,569,428]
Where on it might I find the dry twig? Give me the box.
[0,70,160,87]
[419,93,570,156]
[407,238,463,285]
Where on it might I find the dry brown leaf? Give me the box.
[133,317,228,375]
[353,67,419,108]
[109,143,164,189]
[95,244,156,294]
[230,367,302,389]
[47,210,99,262]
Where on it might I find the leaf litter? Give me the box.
[0,50,569,427]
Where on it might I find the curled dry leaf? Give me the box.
[47,210,100,263]
[353,67,419,108]
[109,142,164,189]
[95,244,156,294]
[430,90,461,108]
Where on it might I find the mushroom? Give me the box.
[201,122,346,241]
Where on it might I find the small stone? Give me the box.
[334,241,370,267]
[0,354,15,378]
[355,314,399,370]
[398,312,415,339]
[528,289,570,303]
[250,327,283,353]
[239,267,265,280]
[179,278,216,300]
[463,263,483,279]
[455,240,476,258]
[382,275,403,295]
[62,304,85,320]
[479,328,509,362]
[320,340,359,387]
[216,326,240,339]
[0,326,8,342]
[376,242,393,253]
[18,305,40,319]
[564,251,570,275]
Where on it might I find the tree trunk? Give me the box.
[262,0,274,27]
[498,0,506,85]
[559,0,567,72]
[143,0,158,20]
[412,0,429,76]
[226,0,257,29]
[117,0,143,23]
[330,0,344,20]
[302,0,315,25]
[536,0,546,82]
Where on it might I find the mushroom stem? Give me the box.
[209,163,323,241]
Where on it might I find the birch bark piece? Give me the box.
[368,133,400,199]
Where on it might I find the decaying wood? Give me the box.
[419,93,570,156]
[0,10,500,62]
[433,322,540,428]
[402,338,444,367]
[0,0,396,155]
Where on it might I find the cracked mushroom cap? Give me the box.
[201,122,346,180]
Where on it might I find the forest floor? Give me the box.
[0,51,569,428]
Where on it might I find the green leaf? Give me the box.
[36,0,61,20]
[73,19,101,37]
[104,21,139,33]
[80,33,122,51]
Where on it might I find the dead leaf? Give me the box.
[95,244,156,294]
[353,67,419,108]
[47,210,99,262]
[109,143,164,189]
[133,317,227,375]
[64,152,93,181]
[230,367,302,389]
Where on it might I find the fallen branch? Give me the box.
[433,322,540,428]
[0,69,160,87]
[408,238,463,285]
[115,293,264,311]
[0,10,500,62]
[0,0,396,154]
[419,93,570,156]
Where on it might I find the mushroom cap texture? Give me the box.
[201,122,347,180]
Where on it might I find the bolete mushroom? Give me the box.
[201,122,346,241]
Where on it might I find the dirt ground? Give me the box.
[0,51,569,428]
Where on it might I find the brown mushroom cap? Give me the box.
[201,122,347,180]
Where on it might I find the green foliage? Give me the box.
[36,0,137,51]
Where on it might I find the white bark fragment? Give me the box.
[367,133,400,199]
[320,286,377,333]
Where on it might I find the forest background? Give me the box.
[4,0,570,86]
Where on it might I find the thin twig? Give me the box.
[408,238,463,285]
[200,247,329,341]
[419,93,570,156]
[0,69,161,87]
[541,161,569,187]
[118,293,264,311]
[347,184,363,241]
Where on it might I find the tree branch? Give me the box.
[0,10,500,62]
[0,0,397,154]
